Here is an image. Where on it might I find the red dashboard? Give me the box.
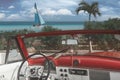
[28,51,120,71]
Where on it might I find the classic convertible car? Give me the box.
[0,30,120,80]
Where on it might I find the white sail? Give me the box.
[33,3,45,26]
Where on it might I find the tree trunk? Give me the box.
[89,13,91,22]
[88,13,93,53]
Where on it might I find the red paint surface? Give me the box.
[23,30,120,38]
[28,52,120,71]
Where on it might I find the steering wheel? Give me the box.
[17,52,51,80]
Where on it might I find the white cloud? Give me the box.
[42,8,56,15]
[42,8,73,16]
[20,7,35,17]
[57,9,73,15]
[100,6,113,12]
[7,14,21,20]
[77,10,87,15]
[100,7,109,12]
[0,13,6,20]
[97,14,120,21]
[8,5,15,9]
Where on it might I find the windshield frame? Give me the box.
[15,30,120,59]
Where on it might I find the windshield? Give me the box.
[24,33,120,59]
[7,39,23,63]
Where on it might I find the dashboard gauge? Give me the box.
[37,67,44,76]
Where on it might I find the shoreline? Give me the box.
[0,21,84,31]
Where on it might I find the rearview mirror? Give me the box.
[62,39,78,45]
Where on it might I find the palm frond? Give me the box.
[91,2,98,8]
[98,12,101,16]
[76,7,86,15]
[79,1,90,8]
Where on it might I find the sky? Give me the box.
[0,0,120,21]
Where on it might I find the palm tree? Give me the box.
[76,1,101,21]
[76,1,101,53]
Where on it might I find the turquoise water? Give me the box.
[0,21,84,31]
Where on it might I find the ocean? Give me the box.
[0,21,84,31]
